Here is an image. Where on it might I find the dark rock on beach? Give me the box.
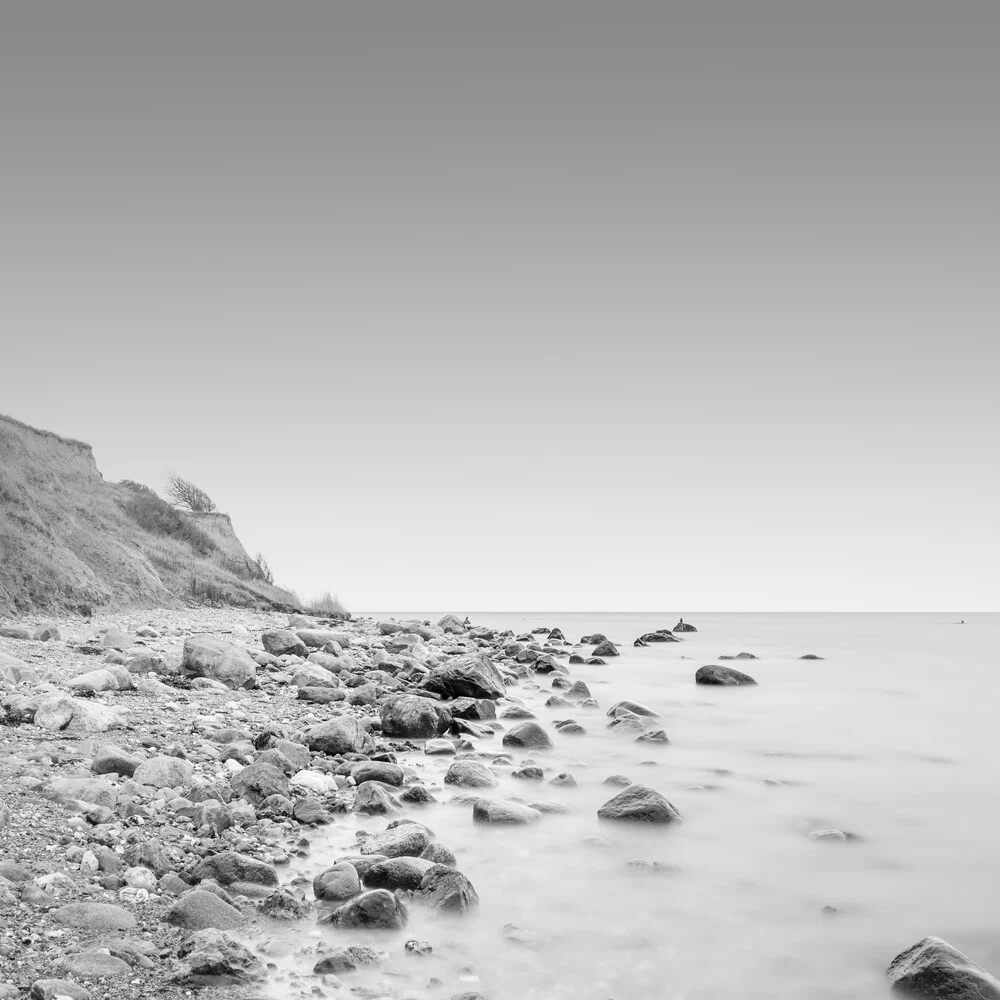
[696,664,758,686]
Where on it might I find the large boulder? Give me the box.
[231,761,289,804]
[296,629,352,649]
[673,621,697,632]
[422,654,505,700]
[305,716,375,756]
[597,784,682,824]
[592,640,619,657]
[362,857,436,892]
[437,614,468,634]
[182,635,257,690]
[174,928,264,983]
[501,721,553,750]
[261,629,309,657]
[886,937,1000,999]
[320,889,408,930]
[51,902,136,931]
[380,695,452,739]
[695,664,757,686]
[193,851,278,888]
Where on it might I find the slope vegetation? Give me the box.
[0,414,297,615]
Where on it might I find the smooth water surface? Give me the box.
[263,612,1000,999]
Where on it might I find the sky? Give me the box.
[1,3,997,612]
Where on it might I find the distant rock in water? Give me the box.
[886,937,1000,999]
[673,621,697,632]
[800,654,824,660]
[695,664,758,686]
[719,652,758,660]
[638,630,680,643]
[633,636,647,647]
[580,633,609,644]
[597,784,682,824]
[591,640,619,657]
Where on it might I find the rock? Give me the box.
[51,902,136,931]
[638,631,681,643]
[354,781,400,815]
[167,890,244,930]
[448,697,497,721]
[415,864,479,914]
[499,705,535,721]
[296,629,352,649]
[261,628,309,657]
[91,745,143,777]
[800,653,824,660]
[473,799,542,825]
[502,721,553,750]
[291,663,339,688]
[32,622,62,641]
[637,729,670,743]
[182,634,257,689]
[438,614,468,634]
[29,980,92,1000]
[695,664,758,686]
[313,945,383,975]
[598,785,682,824]
[401,784,437,805]
[351,760,404,787]
[512,766,544,781]
[260,887,311,920]
[425,738,457,755]
[193,851,278,888]
[67,667,134,693]
[886,937,1000,999]
[405,939,433,956]
[421,842,457,867]
[305,716,375,756]
[0,626,31,640]
[132,755,194,789]
[101,627,133,650]
[607,700,660,719]
[422,654,505,700]
[566,680,592,700]
[320,889,408,930]
[444,760,498,789]
[231,760,289,804]
[297,685,346,703]
[673,621,697,632]
[360,823,432,859]
[313,863,362,902]
[174,928,264,983]
[35,696,119,734]
[52,951,131,981]
[363,856,436,891]
[592,640,619,657]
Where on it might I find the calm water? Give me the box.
[262,612,1000,999]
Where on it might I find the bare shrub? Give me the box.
[165,472,217,512]
[304,591,349,617]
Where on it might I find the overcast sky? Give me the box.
[1,3,996,611]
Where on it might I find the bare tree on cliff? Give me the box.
[164,472,217,513]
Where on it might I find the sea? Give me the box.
[265,612,1000,1000]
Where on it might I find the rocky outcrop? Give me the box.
[886,937,1000,999]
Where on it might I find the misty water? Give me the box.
[258,612,1000,999]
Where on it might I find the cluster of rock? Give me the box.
[0,609,700,999]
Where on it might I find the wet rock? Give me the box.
[167,889,244,930]
[448,697,498,721]
[360,823,432,859]
[499,705,535,721]
[444,760,498,789]
[598,784,682,824]
[425,738,458,755]
[363,856,436,891]
[260,887,311,920]
[607,700,660,720]
[313,944,383,975]
[313,863,362,902]
[351,760,404,786]
[305,716,375,756]
[182,635,257,690]
[673,621,697,632]
[886,937,1000,999]
[549,772,577,787]
[591,640,619,657]
[414,864,479,914]
[400,783,437,805]
[637,729,670,744]
[320,888,408,930]
[354,781,401,815]
[695,664,758,686]
[512,766,544,781]
[421,654,506,700]
[174,928,264,983]
[800,654,824,660]
[473,799,542,825]
[405,939,433,956]
[420,842,457,867]
[501,721,553,750]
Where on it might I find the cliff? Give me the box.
[0,413,297,616]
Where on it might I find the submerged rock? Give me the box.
[501,721,553,750]
[695,664,758,686]
[380,694,452,739]
[320,889,408,930]
[597,784,682,824]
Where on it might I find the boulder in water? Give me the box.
[598,784,682,824]
[695,664,757,686]
[886,937,1000,999]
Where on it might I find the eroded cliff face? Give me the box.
[0,414,292,616]
[183,511,253,564]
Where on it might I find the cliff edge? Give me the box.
[0,413,297,616]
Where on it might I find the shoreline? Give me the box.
[0,605,647,1000]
